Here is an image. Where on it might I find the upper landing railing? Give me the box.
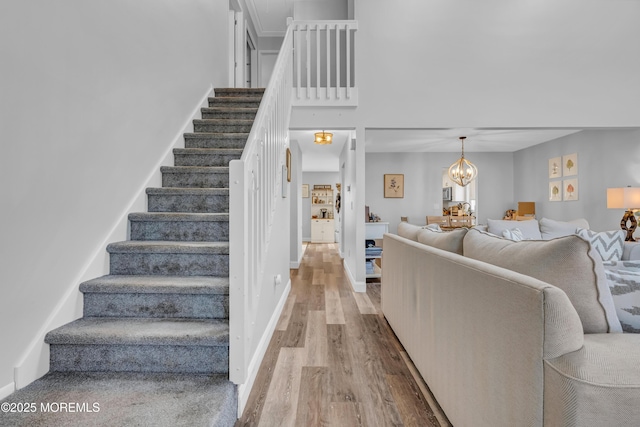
[291,20,358,107]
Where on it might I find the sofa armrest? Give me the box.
[623,241,640,260]
[544,334,640,425]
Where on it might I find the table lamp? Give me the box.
[607,187,640,241]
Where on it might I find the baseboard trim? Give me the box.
[12,84,215,391]
[344,261,366,293]
[236,279,291,418]
[0,381,15,400]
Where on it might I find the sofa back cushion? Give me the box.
[397,222,423,241]
[487,218,542,240]
[463,228,621,334]
[417,228,468,254]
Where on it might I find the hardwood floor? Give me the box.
[236,243,450,427]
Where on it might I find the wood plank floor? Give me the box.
[236,243,451,427]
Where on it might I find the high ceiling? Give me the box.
[245,0,293,37]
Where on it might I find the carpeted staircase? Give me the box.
[0,88,264,427]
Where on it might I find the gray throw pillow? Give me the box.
[487,218,542,240]
[463,228,621,334]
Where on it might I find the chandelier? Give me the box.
[314,130,333,145]
[448,136,478,187]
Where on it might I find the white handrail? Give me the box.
[229,19,358,386]
[229,24,293,384]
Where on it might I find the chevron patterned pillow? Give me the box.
[576,228,625,261]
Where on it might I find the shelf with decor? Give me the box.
[311,185,335,243]
[365,222,388,278]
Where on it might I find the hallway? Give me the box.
[236,243,449,426]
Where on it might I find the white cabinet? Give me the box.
[365,222,388,278]
[311,219,334,243]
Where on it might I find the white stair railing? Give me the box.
[292,20,358,106]
[228,20,293,385]
[229,19,358,386]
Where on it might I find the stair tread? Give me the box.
[184,132,249,138]
[208,96,262,102]
[201,107,258,112]
[193,118,255,123]
[174,148,243,154]
[45,317,229,346]
[107,240,229,254]
[0,371,236,427]
[160,166,229,173]
[80,275,229,295]
[128,212,229,222]
[146,187,229,194]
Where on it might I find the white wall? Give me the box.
[365,152,514,234]
[514,129,640,235]
[0,0,229,393]
[355,0,640,128]
[290,142,304,267]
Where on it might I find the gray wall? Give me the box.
[365,152,514,234]
[514,129,640,235]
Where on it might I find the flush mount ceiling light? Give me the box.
[448,136,478,187]
[314,130,333,145]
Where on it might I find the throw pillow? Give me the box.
[576,228,625,262]
[539,217,580,240]
[417,227,468,255]
[463,228,621,334]
[502,228,525,241]
[603,260,640,333]
[487,218,542,240]
[423,223,442,232]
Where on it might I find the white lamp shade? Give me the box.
[607,187,640,209]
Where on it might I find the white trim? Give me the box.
[12,85,214,390]
[236,279,291,418]
[344,261,365,293]
[0,381,15,400]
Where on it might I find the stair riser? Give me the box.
[131,220,229,242]
[184,136,247,149]
[174,153,241,167]
[148,193,229,213]
[162,172,229,188]
[208,100,261,108]
[83,293,228,319]
[109,253,229,276]
[201,110,257,120]
[194,122,253,133]
[49,345,228,374]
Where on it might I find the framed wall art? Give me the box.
[302,184,309,198]
[384,174,404,198]
[562,153,578,177]
[548,157,562,179]
[549,181,562,202]
[563,178,578,201]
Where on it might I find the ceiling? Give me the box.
[245,0,293,37]
[364,128,583,153]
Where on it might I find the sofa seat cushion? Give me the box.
[487,218,542,240]
[463,228,621,334]
[604,260,640,333]
[416,227,468,254]
[544,333,640,425]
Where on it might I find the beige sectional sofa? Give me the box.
[382,221,640,427]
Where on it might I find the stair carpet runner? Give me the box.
[0,88,264,427]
